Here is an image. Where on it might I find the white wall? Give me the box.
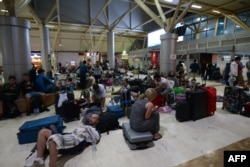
[57,52,84,68]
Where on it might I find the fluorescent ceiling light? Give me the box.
[1,9,8,12]
[191,4,202,9]
[212,10,220,14]
[45,25,55,28]
[163,0,173,2]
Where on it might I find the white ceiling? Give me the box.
[0,0,250,54]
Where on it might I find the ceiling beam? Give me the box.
[3,0,15,16]
[134,0,164,30]
[44,4,57,24]
[27,5,41,25]
[15,0,31,16]
[220,10,250,30]
[154,0,166,23]
[85,0,111,33]
[110,4,138,30]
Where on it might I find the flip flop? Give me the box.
[153,134,162,141]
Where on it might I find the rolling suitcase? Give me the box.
[186,89,208,121]
[201,86,217,116]
[61,100,80,122]
[55,92,74,115]
[175,101,191,122]
[242,102,250,117]
[17,115,64,144]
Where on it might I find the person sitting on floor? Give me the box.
[167,71,179,87]
[153,72,173,96]
[20,73,49,115]
[129,88,162,141]
[31,113,100,167]
[112,78,138,100]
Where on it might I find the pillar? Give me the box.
[107,31,115,69]
[0,16,31,82]
[39,24,51,72]
[160,33,178,75]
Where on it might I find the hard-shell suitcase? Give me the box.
[55,92,74,115]
[120,87,132,108]
[175,94,186,103]
[122,122,153,150]
[175,101,191,122]
[61,100,80,122]
[17,115,64,144]
[242,102,250,117]
[222,86,246,113]
[201,86,217,116]
[186,89,208,121]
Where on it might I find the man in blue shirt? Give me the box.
[189,59,200,79]
[35,69,57,93]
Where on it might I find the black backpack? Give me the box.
[31,98,43,113]
[83,106,120,134]
[96,112,121,134]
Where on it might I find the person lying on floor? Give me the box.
[31,114,100,167]
[129,88,162,141]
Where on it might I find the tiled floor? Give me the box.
[1,78,250,167]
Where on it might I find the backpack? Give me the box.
[31,98,43,113]
[82,105,120,134]
[96,112,120,134]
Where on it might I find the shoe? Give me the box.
[26,111,31,116]
[30,161,45,167]
[43,107,50,112]
[153,134,162,141]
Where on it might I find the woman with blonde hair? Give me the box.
[129,88,162,141]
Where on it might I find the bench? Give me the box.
[0,92,56,116]
[122,122,153,150]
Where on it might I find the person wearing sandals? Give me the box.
[30,114,100,167]
[129,88,162,141]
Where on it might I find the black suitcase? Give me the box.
[186,89,208,121]
[55,92,75,115]
[120,88,132,108]
[175,101,191,122]
[61,100,80,122]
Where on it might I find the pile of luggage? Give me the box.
[175,86,217,122]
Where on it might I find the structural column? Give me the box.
[160,33,178,74]
[0,16,31,82]
[39,24,51,72]
[107,31,115,69]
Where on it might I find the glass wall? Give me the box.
[183,9,250,41]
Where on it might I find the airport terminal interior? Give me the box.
[1,77,250,167]
[1,0,250,167]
